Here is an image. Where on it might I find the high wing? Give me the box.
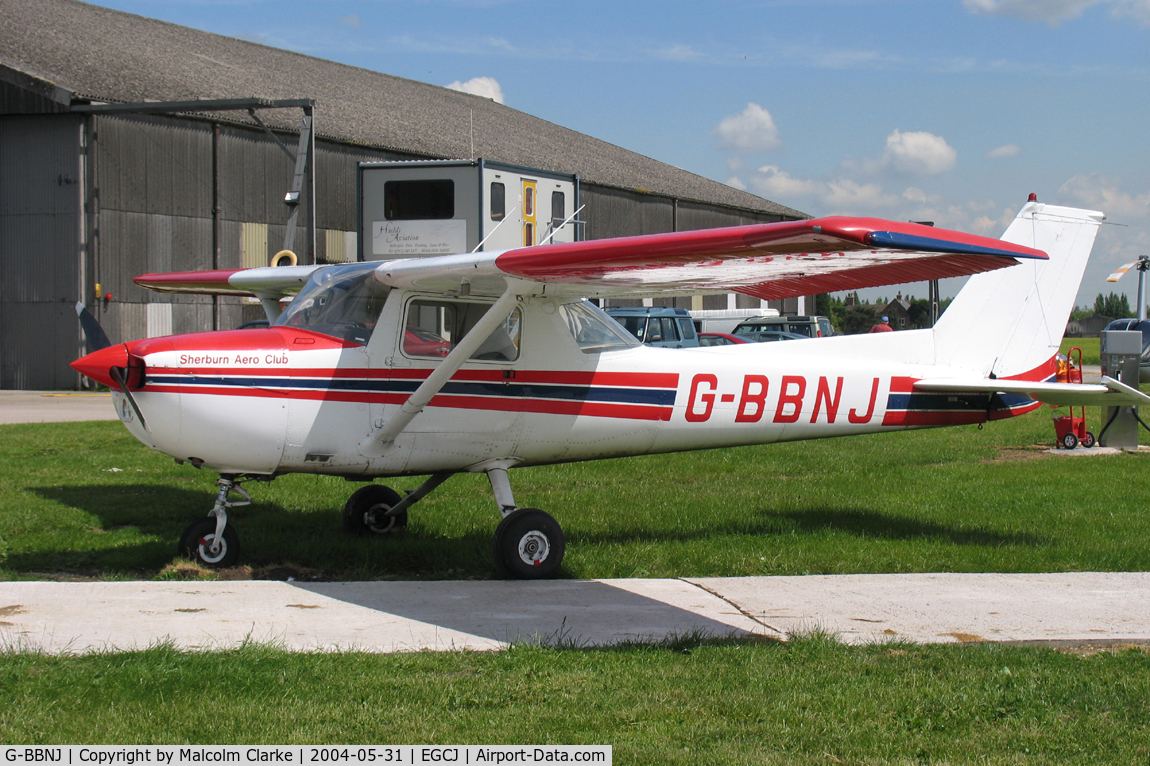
[134,265,320,297]
[133,216,1044,310]
[134,264,322,321]
[373,216,1046,298]
[914,376,1150,408]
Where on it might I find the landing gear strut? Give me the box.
[179,475,249,568]
[485,465,565,579]
[342,466,566,579]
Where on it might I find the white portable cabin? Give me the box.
[690,308,781,334]
[358,159,580,260]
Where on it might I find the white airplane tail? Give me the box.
[932,199,1105,379]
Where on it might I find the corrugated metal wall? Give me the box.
[0,114,83,389]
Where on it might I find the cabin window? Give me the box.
[551,191,565,226]
[384,179,454,220]
[560,301,641,354]
[490,182,506,221]
[276,263,389,346]
[404,299,521,362]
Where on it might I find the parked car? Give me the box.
[732,315,836,339]
[1101,318,1150,382]
[739,329,810,343]
[697,332,750,347]
[605,306,699,348]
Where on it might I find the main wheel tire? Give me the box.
[493,508,565,580]
[1083,431,1097,448]
[1061,432,1079,450]
[343,485,408,535]
[179,516,240,568]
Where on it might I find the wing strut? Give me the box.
[358,287,522,458]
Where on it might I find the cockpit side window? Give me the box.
[275,263,389,346]
[403,298,522,362]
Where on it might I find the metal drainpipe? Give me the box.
[212,122,221,330]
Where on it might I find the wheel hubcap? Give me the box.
[365,503,397,534]
[197,534,227,564]
[517,531,550,566]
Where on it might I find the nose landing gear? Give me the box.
[178,475,250,568]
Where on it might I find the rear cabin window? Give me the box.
[560,301,640,354]
[384,180,454,220]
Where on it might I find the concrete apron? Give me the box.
[3,572,1149,654]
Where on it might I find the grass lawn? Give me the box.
[4,408,1150,760]
[1059,337,1099,365]
[2,638,1148,762]
[1,405,1147,581]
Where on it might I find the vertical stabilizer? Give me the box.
[932,200,1104,379]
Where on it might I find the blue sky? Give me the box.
[87,0,1150,308]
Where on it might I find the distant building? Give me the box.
[878,293,913,330]
[1,0,810,389]
[1066,315,1113,338]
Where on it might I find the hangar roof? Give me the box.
[0,0,807,220]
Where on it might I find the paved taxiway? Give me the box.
[3,573,1150,653]
[4,386,1148,654]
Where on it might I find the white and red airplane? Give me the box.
[72,196,1143,577]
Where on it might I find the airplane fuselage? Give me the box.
[101,291,1041,479]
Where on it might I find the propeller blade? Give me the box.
[109,365,149,432]
[75,302,112,351]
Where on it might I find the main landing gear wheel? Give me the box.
[343,484,408,535]
[179,516,240,568]
[493,508,565,580]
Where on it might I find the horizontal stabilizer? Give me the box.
[914,376,1150,408]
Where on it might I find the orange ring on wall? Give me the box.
[271,250,298,267]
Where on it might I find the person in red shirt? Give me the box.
[869,315,893,333]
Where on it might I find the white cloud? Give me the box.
[748,165,822,199]
[725,177,748,191]
[985,144,1024,159]
[1110,0,1150,25]
[963,0,1150,26]
[445,76,505,104]
[714,103,782,153]
[962,0,1102,24]
[821,179,901,211]
[647,44,705,62]
[877,130,957,177]
[1059,174,1150,218]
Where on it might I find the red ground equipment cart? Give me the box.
[1052,346,1095,449]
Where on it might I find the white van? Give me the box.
[690,308,781,334]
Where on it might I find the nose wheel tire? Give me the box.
[343,484,408,535]
[179,516,240,568]
[493,508,565,579]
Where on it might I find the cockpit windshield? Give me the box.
[275,263,389,346]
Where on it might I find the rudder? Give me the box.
[932,199,1104,380]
